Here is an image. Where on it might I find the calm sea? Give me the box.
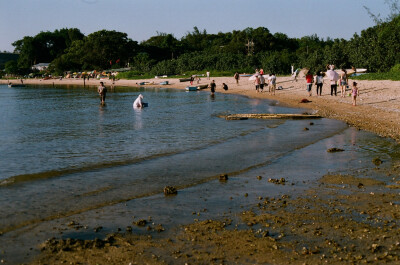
[2,84,400,264]
[0,84,348,230]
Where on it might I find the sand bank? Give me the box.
[2,75,399,141]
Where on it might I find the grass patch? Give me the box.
[351,72,400,81]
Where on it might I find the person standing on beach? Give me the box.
[259,74,265,92]
[305,72,313,96]
[206,71,210,80]
[327,65,339,96]
[98,81,107,104]
[254,75,261,92]
[234,72,240,85]
[351,81,359,106]
[315,71,324,96]
[210,80,216,94]
[340,69,348,97]
[269,73,277,95]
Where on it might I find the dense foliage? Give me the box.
[4,14,400,77]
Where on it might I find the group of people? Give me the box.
[304,65,360,106]
[252,69,277,95]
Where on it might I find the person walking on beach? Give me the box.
[269,73,277,95]
[340,69,348,97]
[234,72,240,85]
[305,72,313,96]
[210,80,216,94]
[315,71,324,96]
[351,82,359,106]
[98,81,107,104]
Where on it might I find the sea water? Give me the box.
[1,84,399,263]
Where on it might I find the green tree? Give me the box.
[4,60,19,75]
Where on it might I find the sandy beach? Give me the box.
[2,74,399,142]
[2,76,400,264]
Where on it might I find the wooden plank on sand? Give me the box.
[220,114,322,120]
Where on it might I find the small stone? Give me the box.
[134,219,147,227]
[257,175,262,180]
[327,148,345,152]
[219,174,229,181]
[372,158,382,166]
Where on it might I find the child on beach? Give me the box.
[352,82,359,106]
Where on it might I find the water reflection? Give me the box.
[133,108,143,130]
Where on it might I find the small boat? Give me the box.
[160,81,169,85]
[8,84,26,88]
[197,84,208,90]
[185,86,198,91]
[179,78,192,82]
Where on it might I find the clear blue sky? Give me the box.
[0,0,391,52]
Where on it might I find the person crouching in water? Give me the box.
[133,94,144,108]
[98,82,107,104]
[222,83,228,91]
[351,82,359,106]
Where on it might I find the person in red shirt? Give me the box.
[305,72,313,96]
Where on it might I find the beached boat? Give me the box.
[185,86,198,91]
[8,84,26,88]
[159,81,169,85]
[197,84,208,90]
[179,78,192,82]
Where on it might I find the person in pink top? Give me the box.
[351,81,360,106]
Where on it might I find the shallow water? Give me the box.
[0,84,399,264]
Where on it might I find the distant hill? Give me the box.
[0,53,19,69]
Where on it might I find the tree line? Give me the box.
[4,14,400,77]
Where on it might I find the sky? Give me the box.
[0,0,392,52]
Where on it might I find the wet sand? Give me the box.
[2,76,400,264]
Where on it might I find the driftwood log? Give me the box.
[219,114,322,120]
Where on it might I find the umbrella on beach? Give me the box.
[298,68,309,78]
[249,74,268,81]
[326,69,339,81]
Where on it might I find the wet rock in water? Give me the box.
[309,122,314,125]
[257,175,262,180]
[268,178,286,185]
[163,186,177,195]
[219,174,228,181]
[134,219,147,227]
[93,226,103,233]
[126,226,132,232]
[357,183,364,189]
[155,224,165,232]
[372,157,383,166]
[303,127,309,131]
[327,148,345,152]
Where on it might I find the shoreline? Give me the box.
[1,77,400,264]
[2,75,399,141]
